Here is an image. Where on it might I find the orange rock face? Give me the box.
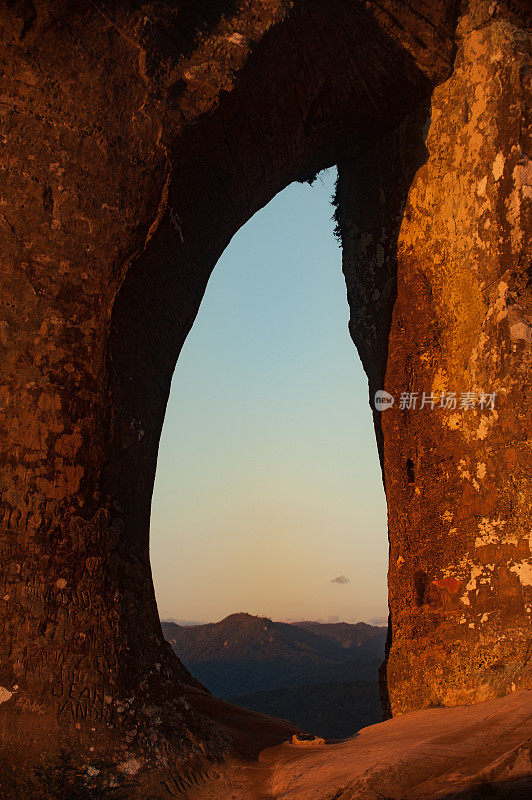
[337,0,532,717]
[0,0,530,793]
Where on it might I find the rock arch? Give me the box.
[0,0,530,789]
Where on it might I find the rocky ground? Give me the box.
[184,688,532,799]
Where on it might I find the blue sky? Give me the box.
[150,168,388,625]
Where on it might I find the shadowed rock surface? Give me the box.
[0,0,530,794]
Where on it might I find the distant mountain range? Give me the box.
[161,613,386,737]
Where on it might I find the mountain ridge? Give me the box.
[161,612,386,667]
[161,613,386,698]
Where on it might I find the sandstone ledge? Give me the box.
[186,689,532,799]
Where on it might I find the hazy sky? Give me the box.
[150,168,388,625]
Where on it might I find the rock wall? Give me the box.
[0,0,529,790]
[337,0,531,716]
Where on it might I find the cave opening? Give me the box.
[150,167,388,738]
